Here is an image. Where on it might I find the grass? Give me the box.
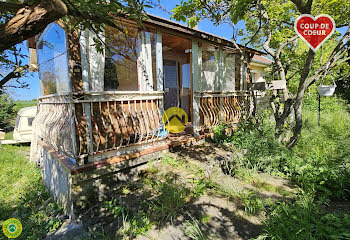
[214,95,350,239]
[4,131,13,140]
[0,145,63,239]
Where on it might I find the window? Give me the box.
[251,72,257,83]
[15,116,20,129]
[202,44,219,91]
[37,23,70,95]
[28,117,34,127]
[104,25,140,91]
[224,52,235,91]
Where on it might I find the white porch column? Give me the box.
[80,28,105,92]
[192,40,202,135]
[241,53,248,90]
[218,48,224,121]
[156,30,164,115]
[138,31,153,91]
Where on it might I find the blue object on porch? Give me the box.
[155,127,168,138]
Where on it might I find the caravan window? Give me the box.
[15,116,20,129]
[37,23,70,95]
[28,117,34,127]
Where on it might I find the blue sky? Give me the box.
[5,0,348,100]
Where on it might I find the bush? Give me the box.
[0,94,16,129]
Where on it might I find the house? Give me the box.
[250,55,272,84]
[29,14,270,217]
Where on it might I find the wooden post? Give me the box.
[67,29,83,159]
[138,31,154,91]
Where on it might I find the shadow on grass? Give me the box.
[79,169,262,240]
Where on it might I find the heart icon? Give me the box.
[294,14,335,51]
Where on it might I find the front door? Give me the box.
[163,59,179,110]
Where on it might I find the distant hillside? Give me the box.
[14,100,37,112]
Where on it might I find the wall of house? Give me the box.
[250,64,267,83]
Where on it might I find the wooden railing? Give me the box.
[32,92,165,164]
[196,91,253,131]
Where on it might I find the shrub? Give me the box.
[0,94,16,129]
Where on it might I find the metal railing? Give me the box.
[197,91,253,131]
[31,93,76,162]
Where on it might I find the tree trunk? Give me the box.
[274,97,294,142]
[0,0,67,52]
[287,49,316,148]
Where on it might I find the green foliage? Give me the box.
[0,145,63,239]
[148,175,192,221]
[184,215,212,240]
[104,198,153,238]
[239,190,265,215]
[0,94,15,129]
[256,195,350,240]
[216,97,350,201]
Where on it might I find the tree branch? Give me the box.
[0,65,29,89]
[0,0,68,52]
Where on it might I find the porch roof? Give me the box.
[144,14,266,55]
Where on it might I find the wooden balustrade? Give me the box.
[197,91,253,131]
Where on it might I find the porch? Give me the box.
[29,14,260,217]
[31,90,253,166]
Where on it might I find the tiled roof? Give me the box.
[252,55,273,65]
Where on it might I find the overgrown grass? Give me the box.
[0,145,63,239]
[257,194,350,240]
[214,96,350,239]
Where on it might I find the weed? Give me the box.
[184,215,213,240]
[104,198,153,238]
[239,190,265,216]
[149,176,191,222]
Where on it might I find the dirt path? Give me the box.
[80,142,296,240]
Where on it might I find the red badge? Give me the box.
[294,14,335,52]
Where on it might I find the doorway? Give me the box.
[163,59,179,110]
[162,33,192,122]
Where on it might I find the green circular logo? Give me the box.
[162,107,188,133]
[2,218,22,238]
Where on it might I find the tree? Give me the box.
[0,0,150,92]
[172,0,350,147]
[0,94,16,129]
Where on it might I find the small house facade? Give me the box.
[29,14,268,217]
